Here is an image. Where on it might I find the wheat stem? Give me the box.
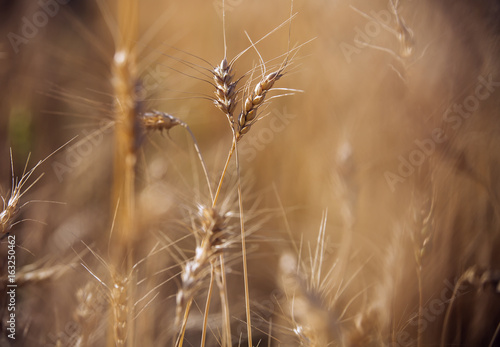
[110,0,138,346]
[440,269,474,347]
[416,263,423,347]
[218,255,232,347]
[213,140,236,207]
[201,263,215,347]
[176,298,193,347]
[234,136,252,346]
[489,320,500,347]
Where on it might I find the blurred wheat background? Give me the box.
[1,0,500,346]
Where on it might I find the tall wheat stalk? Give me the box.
[109,0,139,345]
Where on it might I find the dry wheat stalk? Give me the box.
[409,183,435,347]
[209,34,292,347]
[175,206,234,347]
[110,0,139,255]
[108,0,139,345]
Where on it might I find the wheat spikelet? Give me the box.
[0,141,69,235]
[0,151,42,235]
[236,70,283,140]
[176,207,227,308]
[213,57,238,123]
[140,110,182,133]
[111,273,129,347]
[0,187,21,235]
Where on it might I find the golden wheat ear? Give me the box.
[1,139,73,236]
[174,205,238,347]
[213,57,239,125]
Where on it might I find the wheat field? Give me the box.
[1,0,500,346]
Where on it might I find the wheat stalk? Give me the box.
[210,54,283,347]
[105,0,140,345]
[440,267,477,347]
[208,17,295,345]
[213,57,239,125]
[175,206,234,347]
[110,0,138,255]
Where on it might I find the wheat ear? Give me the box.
[110,0,138,256]
[1,150,39,235]
[1,140,73,235]
[236,69,283,140]
[175,207,231,347]
[80,242,133,347]
[74,282,103,346]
